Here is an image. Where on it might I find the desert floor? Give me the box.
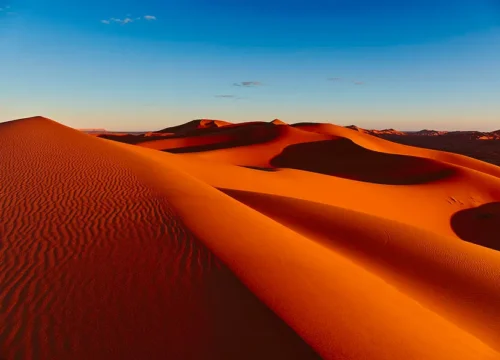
[1,117,499,359]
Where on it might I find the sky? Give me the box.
[0,0,499,131]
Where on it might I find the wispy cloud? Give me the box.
[101,15,156,25]
[327,77,343,81]
[353,81,365,85]
[0,5,15,14]
[215,95,235,98]
[233,81,262,87]
[101,17,134,25]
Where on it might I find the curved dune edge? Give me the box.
[99,118,500,180]
[123,144,499,360]
[134,120,500,187]
[116,140,500,240]
[292,123,500,179]
[219,188,500,351]
[103,118,500,182]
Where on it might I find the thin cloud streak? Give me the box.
[233,81,262,87]
[101,15,157,25]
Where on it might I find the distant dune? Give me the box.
[1,116,500,360]
[78,128,108,133]
[88,121,500,166]
[157,119,233,134]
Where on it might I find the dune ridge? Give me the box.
[0,117,319,360]
[1,116,500,359]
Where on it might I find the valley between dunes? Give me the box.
[1,116,500,359]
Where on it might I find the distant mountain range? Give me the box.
[345,125,500,140]
[81,122,500,139]
[351,127,500,166]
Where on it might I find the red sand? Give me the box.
[1,116,500,360]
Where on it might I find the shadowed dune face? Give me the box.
[239,165,280,172]
[141,123,286,153]
[102,121,298,151]
[158,119,233,134]
[271,139,457,185]
[451,203,500,251]
[98,133,146,144]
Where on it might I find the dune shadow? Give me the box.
[451,202,500,251]
[163,123,282,154]
[99,123,284,150]
[239,165,279,172]
[98,134,148,145]
[270,139,456,185]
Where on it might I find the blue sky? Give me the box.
[0,0,499,131]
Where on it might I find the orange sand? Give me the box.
[1,116,500,360]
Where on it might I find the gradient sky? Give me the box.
[1,0,499,131]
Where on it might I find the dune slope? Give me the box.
[0,117,319,360]
[219,189,500,350]
[125,147,499,360]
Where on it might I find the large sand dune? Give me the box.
[1,116,500,359]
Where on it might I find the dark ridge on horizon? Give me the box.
[3,116,497,134]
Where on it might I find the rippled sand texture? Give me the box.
[1,117,500,360]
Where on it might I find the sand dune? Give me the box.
[1,116,500,359]
[0,117,318,360]
[157,119,233,135]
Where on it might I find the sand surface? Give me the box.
[1,116,500,359]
